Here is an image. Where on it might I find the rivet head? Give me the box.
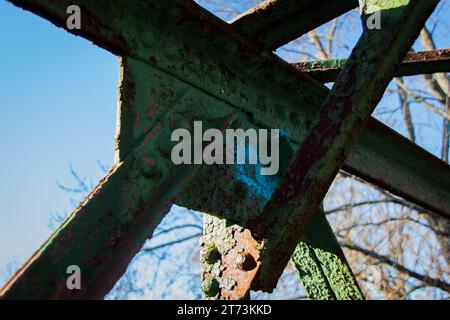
[140,157,160,179]
[236,252,257,271]
[163,43,179,60]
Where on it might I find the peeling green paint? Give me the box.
[248,0,440,293]
[292,209,364,300]
[9,0,449,218]
[179,134,362,300]
[1,0,444,300]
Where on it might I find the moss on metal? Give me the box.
[292,210,364,300]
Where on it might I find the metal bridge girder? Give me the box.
[177,129,364,299]
[295,49,450,83]
[8,0,450,218]
[221,0,440,294]
[230,0,358,50]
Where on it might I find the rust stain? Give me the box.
[404,48,450,63]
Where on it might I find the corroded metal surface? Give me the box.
[295,49,450,83]
[0,55,238,298]
[201,223,262,300]
[8,0,450,218]
[179,127,363,300]
[180,168,364,300]
[291,209,364,300]
[1,0,446,300]
[230,0,440,293]
[231,0,358,50]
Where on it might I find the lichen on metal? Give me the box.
[292,209,364,300]
[224,0,440,293]
[0,0,447,301]
[9,0,450,217]
[178,129,362,300]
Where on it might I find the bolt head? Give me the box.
[236,252,257,271]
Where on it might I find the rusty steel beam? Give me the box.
[0,54,238,299]
[230,0,358,51]
[177,126,363,299]
[7,0,130,56]
[0,120,199,299]
[295,49,450,83]
[290,208,364,300]
[8,0,450,218]
[2,0,447,300]
[231,0,440,294]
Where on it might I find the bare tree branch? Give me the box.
[396,77,416,141]
[340,241,450,293]
[393,78,450,121]
[419,27,450,162]
[143,233,202,253]
[336,217,450,238]
[308,30,328,60]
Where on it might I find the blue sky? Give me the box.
[0,0,118,269]
[0,0,448,297]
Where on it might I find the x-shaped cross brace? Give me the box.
[0,0,444,300]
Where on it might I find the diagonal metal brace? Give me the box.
[220,0,440,295]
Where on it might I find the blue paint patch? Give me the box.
[232,130,291,203]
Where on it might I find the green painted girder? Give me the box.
[177,127,364,300]
[0,56,238,299]
[238,0,440,292]
[230,0,358,50]
[8,0,450,218]
[291,208,364,300]
[295,49,450,83]
[343,119,450,218]
[0,0,446,300]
